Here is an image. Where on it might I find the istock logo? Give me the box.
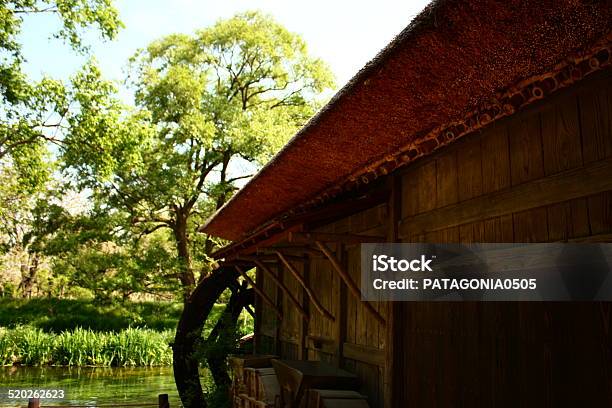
[372,254,434,272]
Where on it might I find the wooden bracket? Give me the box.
[234,265,282,320]
[275,251,335,322]
[315,240,386,327]
[251,258,310,323]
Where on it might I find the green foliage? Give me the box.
[0,325,54,365]
[0,298,186,332]
[3,1,121,51]
[0,0,122,102]
[196,321,239,366]
[0,1,122,188]
[50,241,176,302]
[0,326,173,366]
[1,7,334,308]
[0,281,18,297]
[0,164,34,250]
[130,10,334,166]
[0,298,243,368]
[0,0,126,301]
[14,195,184,301]
[61,11,334,297]
[202,379,231,408]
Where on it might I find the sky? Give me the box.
[16,0,431,195]
[19,0,431,97]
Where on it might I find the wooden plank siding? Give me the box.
[394,70,612,407]
[305,204,388,407]
[252,203,389,407]
[278,257,303,360]
[399,70,612,243]
[254,265,280,355]
[251,70,612,408]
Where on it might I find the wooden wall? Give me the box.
[322,205,387,408]
[394,70,612,406]
[253,70,612,407]
[255,264,280,355]
[254,204,389,407]
[399,70,612,245]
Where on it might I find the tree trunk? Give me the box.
[19,254,39,298]
[174,212,196,301]
[173,267,238,408]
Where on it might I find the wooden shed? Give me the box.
[201,1,612,406]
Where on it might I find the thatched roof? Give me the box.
[202,0,612,241]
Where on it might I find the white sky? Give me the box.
[19,0,431,95]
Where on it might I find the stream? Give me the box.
[0,366,182,407]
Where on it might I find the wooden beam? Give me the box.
[305,335,336,354]
[251,259,310,323]
[315,241,386,326]
[289,231,386,245]
[248,253,304,263]
[295,187,390,227]
[278,335,301,345]
[566,233,612,243]
[343,342,385,367]
[211,225,300,260]
[334,245,347,368]
[234,265,282,320]
[275,251,335,322]
[253,266,262,354]
[399,157,612,237]
[385,174,401,408]
[259,326,276,338]
[211,188,388,260]
[260,246,324,258]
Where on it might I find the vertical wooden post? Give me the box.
[158,393,170,408]
[384,174,401,408]
[274,263,282,357]
[300,254,310,360]
[335,242,347,368]
[28,399,40,408]
[254,267,263,354]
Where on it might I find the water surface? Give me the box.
[0,366,181,407]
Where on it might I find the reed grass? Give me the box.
[0,326,173,367]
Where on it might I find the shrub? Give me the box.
[0,298,183,332]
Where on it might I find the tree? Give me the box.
[0,1,122,293]
[0,0,122,188]
[65,11,335,300]
[27,198,182,301]
[0,164,41,296]
[0,60,125,297]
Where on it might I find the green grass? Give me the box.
[0,298,184,332]
[0,297,251,335]
[0,326,174,366]
[0,298,253,367]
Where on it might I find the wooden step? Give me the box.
[306,389,369,408]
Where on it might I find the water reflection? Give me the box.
[0,366,181,407]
